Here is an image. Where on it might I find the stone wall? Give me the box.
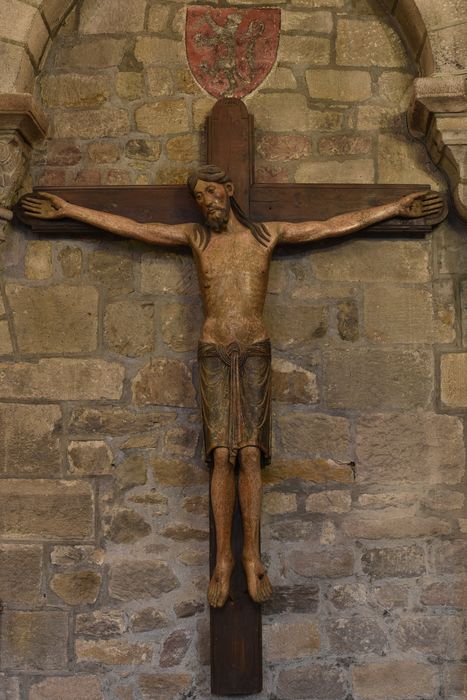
[0,2,466,699]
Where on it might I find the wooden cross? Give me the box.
[17,98,445,696]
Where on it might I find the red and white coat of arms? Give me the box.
[186,6,281,99]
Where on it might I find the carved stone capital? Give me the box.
[0,93,48,210]
[409,76,467,221]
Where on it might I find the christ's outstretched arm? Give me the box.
[21,192,190,246]
[277,191,444,245]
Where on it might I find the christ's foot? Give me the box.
[243,557,272,603]
[207,557,234,608]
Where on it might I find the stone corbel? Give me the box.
[409,76,467,222]
[0,93,48,212]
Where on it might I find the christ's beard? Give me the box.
[205,203,230,232]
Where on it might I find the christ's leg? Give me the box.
[238,446,272,603]
[208,447,235,608]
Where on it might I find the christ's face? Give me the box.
[193,179,233,232]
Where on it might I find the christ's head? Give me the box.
[187,165,234,232]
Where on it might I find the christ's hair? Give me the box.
[187,164,271,249]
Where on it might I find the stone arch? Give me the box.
[0,0,76,93]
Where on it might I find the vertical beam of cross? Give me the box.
[207,98,262,696]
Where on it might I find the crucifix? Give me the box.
[17,98,445,696]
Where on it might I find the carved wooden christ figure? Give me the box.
[22,168,442,608]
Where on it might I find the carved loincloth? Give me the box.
[198,340,272,466]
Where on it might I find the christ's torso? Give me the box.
[191,225,273,345]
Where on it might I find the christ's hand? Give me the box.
[21,192,69,219]
[398,191,444,219]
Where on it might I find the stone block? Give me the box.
[344,512,451,539]
[88,247,134,294]
[1,611,68,670]
[265,301,327,350]
[192,97,216,130]
[337,300,359,341]
[140,252,197,295]
[161,302,202,352]
[420,579,467,608]
[160,629,191,667]
[444,663,467,698]
[0,544,42,604]
[311,239,429,283]
[308,109,344,131]
[25,241,53,279]
[263,458,354,486]
[41,74,109,108]
[324,348,433,410]
[75,639,152,665]
[0,480,94,541]
[135,37,184,65]
[263,492,297,515]
[263,584,319,614]
[441,353,467,407]
[288,548,354,578]
[356,413,465,485]
[75,611,126,638]
[50,571,101,605]
[80,0,146,33]
[429,541,467,574]
[69,406,172,436]
[306,69,372,101]
[147,5,170,32]
[337,19,406,67]
[151,454,208,486]
[378,133,442,187]
[364,286,445,343]
[0,322,13,355]
[29,676,102,700]
[374,582,409,609]
[1,42,35,93]
[295,159,375,184]
[271,519,314,542]
[139,674,192,700]
[125,138,161,162]
[116,72,144,101]
[277,665,347,700]
[0,0,36,45]
[318,135,372,156]
[68,440,113,476]
[165,427,199,458]
[56,38,126,69]
[272,358,319,404]
[352,661,438,699]
[327,583,367,609]
[136,100,188,136]
[357,104,402,131]
[0,403,61,476]
[279,36,330,65]
[361,545,425,578]
[395,616,463,659]
[50,545,101,567]
[282,10,332,33]
[422,487,464,512]
[109,561,179,601]
[0,358,124,400]
[430,23,467,73]
[54,108,130,139]
[0,675,19,700]
[146,67,172,97]
[58,246,82,276]
[104,300,155,356]
[327,617,387,654]
[257,133,310,162]
[166,135,199,163]
[132,359,196,407]
[107,508,151,544]
[306,490,351,513]
[162,523,208,542]
[264,622,320,662]
[130,608,167,633]
[278,412,351,460]
[249,93,311,132]
[6,284,98,353]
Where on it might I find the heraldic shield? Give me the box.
[186,6,281,99]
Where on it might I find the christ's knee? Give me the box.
[239,446,261,472]
[212,447,233,476]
